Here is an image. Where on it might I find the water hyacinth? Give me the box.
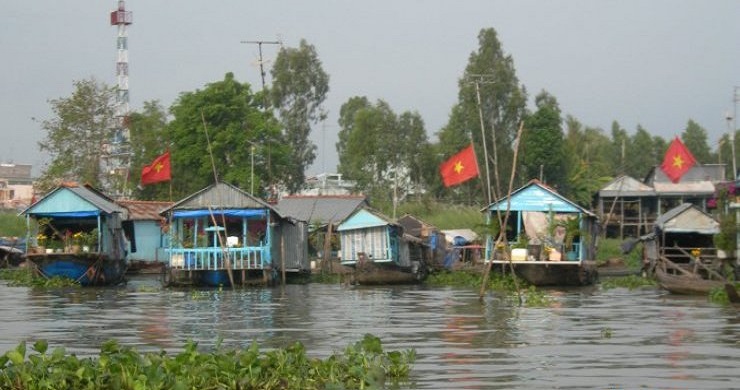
[0,334,415,390]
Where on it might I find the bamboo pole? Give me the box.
[479,121,524,303]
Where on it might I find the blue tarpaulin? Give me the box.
[173,209,267,219]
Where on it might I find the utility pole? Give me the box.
[240,40,282,104]
[240,39,281,197]
[733,86,740,179]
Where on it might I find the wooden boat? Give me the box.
[26,251,127,286]
[493,259,598,286]
[654,257,739,301]
[353,257,428,285]
[654,267,725,295]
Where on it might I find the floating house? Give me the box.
[338,208,427,284]
[276,195,367,266]
[598,164,726,239]
[161,182,308,287]
[640,203,720,267]
[484,180,598,286]
[21,183,129,286]
[117,200,172,273]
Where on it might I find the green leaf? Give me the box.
[33,340,48,354]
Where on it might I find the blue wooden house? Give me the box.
[338,208,427,284]
[21,183,129,286]
[160,182,308,286]
[117,200,172,273]
[484,180,599,285]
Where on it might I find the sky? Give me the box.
[2,1,739,178]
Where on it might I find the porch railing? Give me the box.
[166,246,269,270]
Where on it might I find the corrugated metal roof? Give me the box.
[275,195,367,224]
[337,208,394,231]
[646,164,726,184]
[162,182,281,217]
[486,179,595,216]
[653,181,715,196]
[654,203,719,234]
[118,200,173,221]
[22,183,126,217]
[397,214,437,237]
[599,175,656,197]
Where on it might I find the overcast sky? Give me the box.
[2,1,739,177]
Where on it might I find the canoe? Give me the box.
[655,267,725,295]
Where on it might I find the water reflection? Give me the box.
[0,276,738,388]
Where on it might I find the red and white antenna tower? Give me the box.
[107,0,132,197]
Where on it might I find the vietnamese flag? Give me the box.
[439,144,479,187]
[660,137,696,183]
[141,151,172,185]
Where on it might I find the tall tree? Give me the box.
[626,125,657,178]
[167,73,285,198]
[610,121,629,176]
[336,98,429,202]
[519,90,565,186]
[37,78,117,193]
[681,119,712,164]
[128,100,170,200]
[445,27,527,201]
[270,39,330,193]
[562,116,613,206]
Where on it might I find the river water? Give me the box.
[0,275,738,389]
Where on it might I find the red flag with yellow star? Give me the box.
[661,137,696,183]
[439,144,479,187]
[141,151,172,185]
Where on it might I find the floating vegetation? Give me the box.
[516,286,554,307]
[0,334,414,390]
[601,327,613,339]
[0,268,79,288]
[708,284,740,305]
[426,269,526,291]
[599,274,656,290]
[309,271,343,284]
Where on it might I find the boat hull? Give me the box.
[27,253,127,286]
[352,260,428,285]
[164,267,275,287]
[494,261,598,286]
[655,267,725,295]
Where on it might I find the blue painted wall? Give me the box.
[128,220,164,262]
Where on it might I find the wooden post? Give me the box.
[281,231,286,285]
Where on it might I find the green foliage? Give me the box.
[599,275,656,290]
[0,335,414,390]
[0,268,80,288]
[390,201,483,230]
[36,78,117,193]
[426,269,526,291]
[681,119,712,164]
[271,39,330,193]
[596,238,643,269]
[337,98,430,199]
[519,91,565,185]
[128,100,171,200]
[167,73,286,198]
[0,212,26,238]
[707,284,740,305]
[519,285,553,307]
